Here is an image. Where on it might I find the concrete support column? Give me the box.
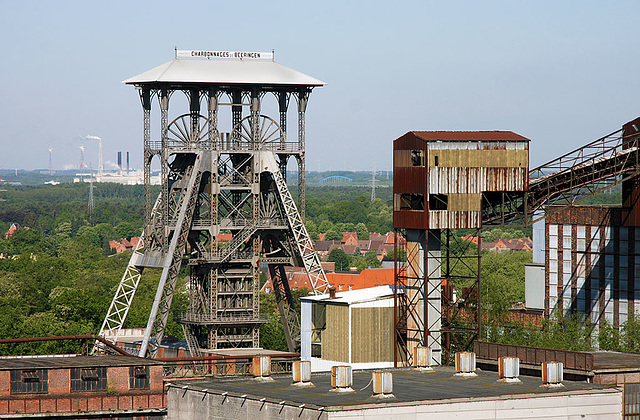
[406,229,442,365]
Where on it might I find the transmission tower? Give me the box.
[88,181,95,224]
[371,164,377,202]
[98,50,329,358]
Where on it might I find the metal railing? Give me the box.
[474,341,594,371]
[161,357,295,378]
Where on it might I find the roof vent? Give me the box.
[497,357,521,383]
[291,360,314,388]
[371,371,394,399]
[329,286,336,298]
[412,346,434,372]
[330,365,354,393]
[252,356,274,382]
[541,362,564,388]
[454,352,477,378]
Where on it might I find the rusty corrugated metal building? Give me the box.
[393,130,530,365]
[393,130,529,229]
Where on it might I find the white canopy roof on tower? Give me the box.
[124,57,326,87]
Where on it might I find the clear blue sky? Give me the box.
[1,1,638,172]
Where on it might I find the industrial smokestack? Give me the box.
[117,152,122,176]
[126,152,130,176]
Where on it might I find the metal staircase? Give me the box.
[260,152,330,294]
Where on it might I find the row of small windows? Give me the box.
[10,366,150,394]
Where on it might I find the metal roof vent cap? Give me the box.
[330,365,354,393]
[541,362,564,388]
[371,371,395,399]
[412,346,435,372]
[454,352,477,378]
[252,356,274,382]
[291,360,314,388]
[497,357,521,384]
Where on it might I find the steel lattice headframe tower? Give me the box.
[97,50,329,358]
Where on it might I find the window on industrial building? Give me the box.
[130,366,150,390]
[411,150,425,166]
[625,383,640,418]
[429,194,448,210]
[395,193,424,211]
[10,369,48,394]
[71,367,107,392]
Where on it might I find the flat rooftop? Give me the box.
[170,365,615,409]
[0,355,160,370]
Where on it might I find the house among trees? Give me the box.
[314,231,405,262]
[462,234,533,252]
[108,237,142,254]
[4,223,27,240]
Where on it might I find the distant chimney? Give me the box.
[126,152,130,175]
[117,151,122,176]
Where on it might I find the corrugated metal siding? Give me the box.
[393,132,529,230]
[321,304,349,363]
[394,167,427,194]
[447,194,482,211]
[428,211,483,229]
[428,149,528,168]
[429,168,527,194]
[427,140,528,150]
[351,307,394,363]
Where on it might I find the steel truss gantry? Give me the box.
[98,77,328,358]
[483,126,640,227]
[394,122,640,367]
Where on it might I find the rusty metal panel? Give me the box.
[428,210,482,229]
[448,194,482,212]
[428,149,528,168]
[429,167,527,194]
[394,167,427,194]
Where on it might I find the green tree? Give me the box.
[328,248,350,271]
[364,250,381,268]
[324,229,342,241]
[355,223,369,240]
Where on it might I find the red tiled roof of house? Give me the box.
[261,267,395,294]
[218,233,232,242]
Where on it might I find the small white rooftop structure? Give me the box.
[300,285,398,305]
[124,54,326,87]
[301,286,401,372]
